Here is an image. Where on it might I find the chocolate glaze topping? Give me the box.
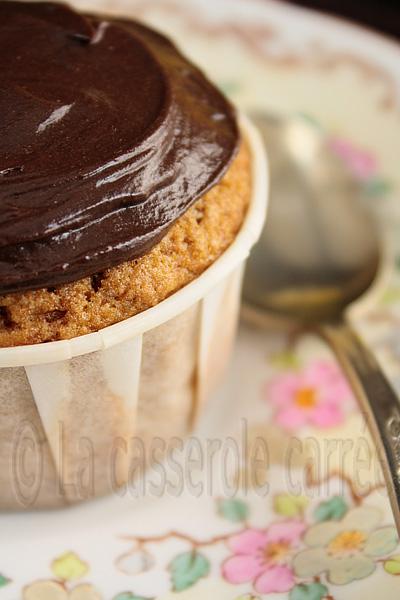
[0,1,238,295]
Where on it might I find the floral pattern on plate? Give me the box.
[20,484,399,599]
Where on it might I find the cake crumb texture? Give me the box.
[0,143,251,347]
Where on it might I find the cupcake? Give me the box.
[0,1,267,508]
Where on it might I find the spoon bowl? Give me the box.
[244,113,381,322]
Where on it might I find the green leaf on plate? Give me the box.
[0,574,10,588]
[274,494,309,517]
[364,177,392,198]
[314,496,348,522]
[113,592,153,600]
[169,551,210,592]
[295,113,323,130]
[270,350,301,370]
[235,595,260,600]
[381,286,400,305]
[384,555,400,575]
[218,80,241,96]
[217,498,249,522]
[113,594,153,600]
[289,582,328,600]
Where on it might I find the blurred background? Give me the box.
[288,0,399,39]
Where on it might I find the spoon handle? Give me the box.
[322,319,400,534]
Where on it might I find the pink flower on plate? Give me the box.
[267,360,354,431]
[222,521,306,594]
[329,137,377,180]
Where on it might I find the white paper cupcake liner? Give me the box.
[0,115,268,509]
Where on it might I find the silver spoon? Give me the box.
[243,112,400,533]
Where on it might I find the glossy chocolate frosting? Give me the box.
[0,1,238,295]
